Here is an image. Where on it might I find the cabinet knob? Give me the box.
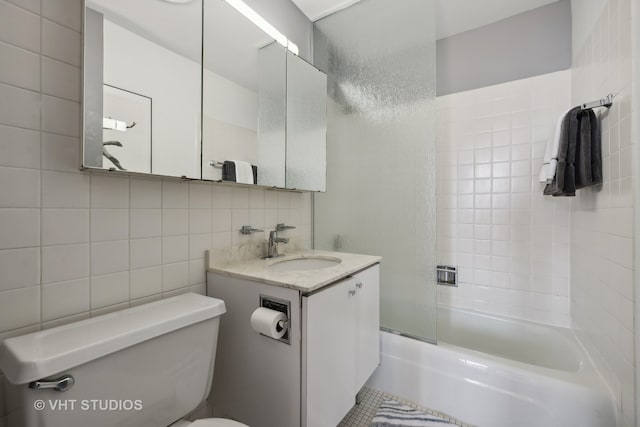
[356,282,363,289]
[348,289,356,296]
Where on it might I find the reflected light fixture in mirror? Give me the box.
[224,0,299,55]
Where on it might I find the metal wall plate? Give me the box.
[436,265,457,287]
[259,294,291,345]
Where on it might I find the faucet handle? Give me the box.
[276,223,296,231]
[241,225,264,235]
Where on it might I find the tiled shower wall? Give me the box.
[0,1,311,422]
[570,0,635,425]
[436,70,573,327]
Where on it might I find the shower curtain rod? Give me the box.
[580,93,614,110]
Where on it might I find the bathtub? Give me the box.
[368,307,616,427]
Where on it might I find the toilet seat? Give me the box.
[188,418,249,427]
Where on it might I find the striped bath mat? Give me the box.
[371,400,457,426]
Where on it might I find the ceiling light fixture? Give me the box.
[224,0,299,55]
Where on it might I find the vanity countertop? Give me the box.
[207,250,381,293]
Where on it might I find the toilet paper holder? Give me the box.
[277,319,289,329]
[259,295,291,345]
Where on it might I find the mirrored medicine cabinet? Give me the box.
[82,0,326,192]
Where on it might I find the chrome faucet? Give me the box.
[266,224,296,258]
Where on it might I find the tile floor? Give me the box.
[338,386,472,427]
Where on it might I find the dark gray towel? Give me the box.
[575,109,604,189]
[222,161,258,184]
[544,107,602,196]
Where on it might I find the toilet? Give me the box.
[0,293,248,427]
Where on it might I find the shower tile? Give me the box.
[474,148,491,164]
[492,162,510,178]
[458,165,473,180]
[457,149,473,165]
[474,179,491,194]
[492,146,510,162]
[492,178,510,193]
[492,130,510,146]
[491,209,510,225]
[436,70,571,328]
[474,164,491,179]
[474,195,491,209]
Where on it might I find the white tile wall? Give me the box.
[436,70,573,327]
[570,0,635,425]
[0,2,313,423]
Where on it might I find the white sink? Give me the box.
[269,256,342,272]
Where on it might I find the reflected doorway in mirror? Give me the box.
[102,84,152,173]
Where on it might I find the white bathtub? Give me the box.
[368,307,616,427]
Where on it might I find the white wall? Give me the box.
[0,1,312,424]
[436,70,572,326]
[570,0,635,426]
[437,0,571,96]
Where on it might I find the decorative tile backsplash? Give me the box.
[436,70,573,327]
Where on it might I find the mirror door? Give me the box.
[83,0,202,179]
[201,0,283,186]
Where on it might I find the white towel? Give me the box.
[232,160,254,184]
[539,107,572,183]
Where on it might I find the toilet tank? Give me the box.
[0,293,226,427]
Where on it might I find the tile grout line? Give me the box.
[38,6,44,331]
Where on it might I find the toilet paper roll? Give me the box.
[250,307,288,340]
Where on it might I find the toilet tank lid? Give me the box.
[0,293,226,385]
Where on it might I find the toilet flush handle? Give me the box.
[29,374,75,392]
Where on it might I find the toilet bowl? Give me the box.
[0,293,249,427]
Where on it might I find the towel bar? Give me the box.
[581,93,614,110]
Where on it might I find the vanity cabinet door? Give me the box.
[304,277,357,427]
[354,264,380,391]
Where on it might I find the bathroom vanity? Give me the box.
[206,251,381,427]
